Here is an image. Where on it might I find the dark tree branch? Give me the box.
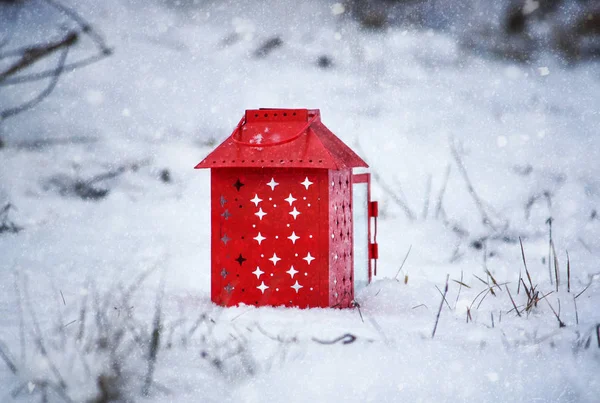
[0,31,77,84]
[1,44,70,120]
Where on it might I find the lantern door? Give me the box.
[352,173,377,295]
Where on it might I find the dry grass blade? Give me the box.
[452,280,470,289]
[573,296,579,325]
[0,341,18,374]
[142,267,166,397]
[434,164,451,219]
[435,285,452,310]
[544,297,566,328]
[547,218,554,285]
[505,285,521,317]
[485,269,501,290]
[394,245,412,280]
[566,250,571,293]
[575,282,592,299]
[519,237,534,290]
[453,270,466,310]
[551,240,560,292]
[372,172,416,221]
[473,274,489,286]
[432,274,450,339]
[450,139,498,231]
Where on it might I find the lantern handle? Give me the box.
[231,113,319,147]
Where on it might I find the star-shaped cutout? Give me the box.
[255,208,267,220]
[221,209,231,220]
[284,193,297,206]
[287,231,300,244]
[252,267,264,279]
[250,194,263,206]
[253,232,266,245]
[224,283,234,294]
[235,253,247,266]
[301,177,313,189]
[221,234,231,245]
[286,266,298,278]
[303,252,315,265]
[268,253,281,266]
[233,178,245,191]
[267,178,279,190]
[219,195,227,207]
[289,207,301,220]
[220,268,228,278]
[257,281,269,294]
[291,281,303,293]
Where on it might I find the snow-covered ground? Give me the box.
[1,0,600,401]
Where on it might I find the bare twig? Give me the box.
[573,296,579,325]
[0,31,77,83]
[0,341,17,374]
[432,274,449,339]
[312,334,357,345]
[0,52,111,87]
[43,0,109,52]
[1,44,70,120]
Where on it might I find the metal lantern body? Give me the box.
[195,109,378,308]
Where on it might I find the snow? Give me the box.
[1,0,600,402]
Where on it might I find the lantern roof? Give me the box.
[195,108,368,170]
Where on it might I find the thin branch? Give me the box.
[1,44,70,120]
[0,52,111,87]
[0,31,77,83]
[43,0,109,51]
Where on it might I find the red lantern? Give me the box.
[195,109,378,308]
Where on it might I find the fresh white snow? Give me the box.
[1,0,599,402]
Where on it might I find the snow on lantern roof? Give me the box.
[195,108,368,170]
